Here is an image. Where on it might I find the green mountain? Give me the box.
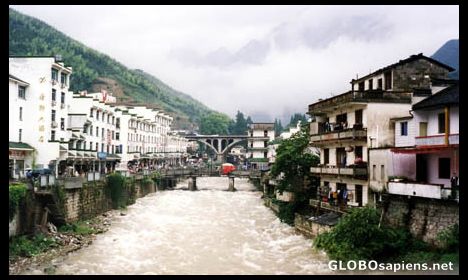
[431,39,459,80]
[9,8,228,130]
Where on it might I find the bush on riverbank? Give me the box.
[59,221,97,235]
[9,234,57,259]
[9,183,28,222]
[314,207,459,263]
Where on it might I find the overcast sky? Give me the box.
[11,5,458,122]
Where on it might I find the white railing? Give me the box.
[387,181,449,199]
[415,134,459,146]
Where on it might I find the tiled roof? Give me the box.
[351,53,455,84]
[412,84,459,110]
[9,141,35,150]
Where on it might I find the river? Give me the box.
[53,177,331,275]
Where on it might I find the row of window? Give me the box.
[127,146,167,154]
[399,112,447,137]
[128,133,163,144]
[51,68,68,85]
[357,71,392,91]
[90,108,118,125]
[84,125,119,140]
[51,89,66,104]
[69,140,121,154]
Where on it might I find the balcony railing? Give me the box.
[387,181,458,200]
[311,166,368,177]
[309,90,412,112]
[310,126,367,143]
[415,134,459,146]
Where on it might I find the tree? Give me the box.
[270,125,319,194]
[232,110,248,135]
[274,118,284,137]
[286,113,307,129]
[199,112,232,135]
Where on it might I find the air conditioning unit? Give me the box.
[52,80,57,85]
[51,100,57,106]
[51,121,58,128]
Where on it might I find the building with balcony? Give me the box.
[9,56,73,175]
[62,90,122,176]
[387,84,459,200]
[308,53,455,208]
[247,123,275,170]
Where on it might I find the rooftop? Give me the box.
[412,84,459,110]
[350,53,455,84]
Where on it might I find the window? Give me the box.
[358,81,365,91]
[102,113,105,122]
[112,116,115,125]
[116,118,120,128]
[112,131,115,140]
[377,78,383,89]
[264,130,268,137]
[107,115,110,124]
[60,73,67,85]
[51,130,56,141]
[96,127,99,137]
[19,107,23,121]
[264,141,268,147]
[51,68,58,81]
[384,71,392,90]
[61,92,65,104]
[95,143,99,151]
[90,125,93,136]
[96,111,100,120]
[264,151,268,158]
[324,148,329,164]
[438,158,450,179]
[355,109,363,125]
[101,143,104,153]
[355,146,363,159]
[368,79,373,90]
[51,110,56,122]
[381,165,385,181]
[102,128,105,138]
[372,164,377,180]
[90,109,94,117]
[438,112,446,133]
[400,122,408,136]
[52,89,56,101]
[90,142,93,151]
[18,86,26,99]
[19,129,22,142]
[60,118,65,130]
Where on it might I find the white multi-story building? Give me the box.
[379,83,459,200]
[61,90,121,176]
[308,54,454,208]
[9,56,73,176]
[247,123,275,170]
[9,74,34,179]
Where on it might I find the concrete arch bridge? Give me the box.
[185,134,248,161]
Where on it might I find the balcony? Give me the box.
[310,126,367,144]
[309,90,412,112]
[387,181,458,200]
[311,165,368,177]
[415,134,459,146]
[247,146,268,151]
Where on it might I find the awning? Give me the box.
[391,144,459,154]
[9,141,34,151]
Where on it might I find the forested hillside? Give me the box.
[9,8,227,130]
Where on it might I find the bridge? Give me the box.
[185,134,248,161]
[158,167,263,191]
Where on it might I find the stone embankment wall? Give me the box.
[10,178,158,237]
[380,195,459,245]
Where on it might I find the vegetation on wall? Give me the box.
[107,173,127,209]
[9,183,28,222]
[314,207,459,264]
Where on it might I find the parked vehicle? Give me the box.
[221,163,236,175]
